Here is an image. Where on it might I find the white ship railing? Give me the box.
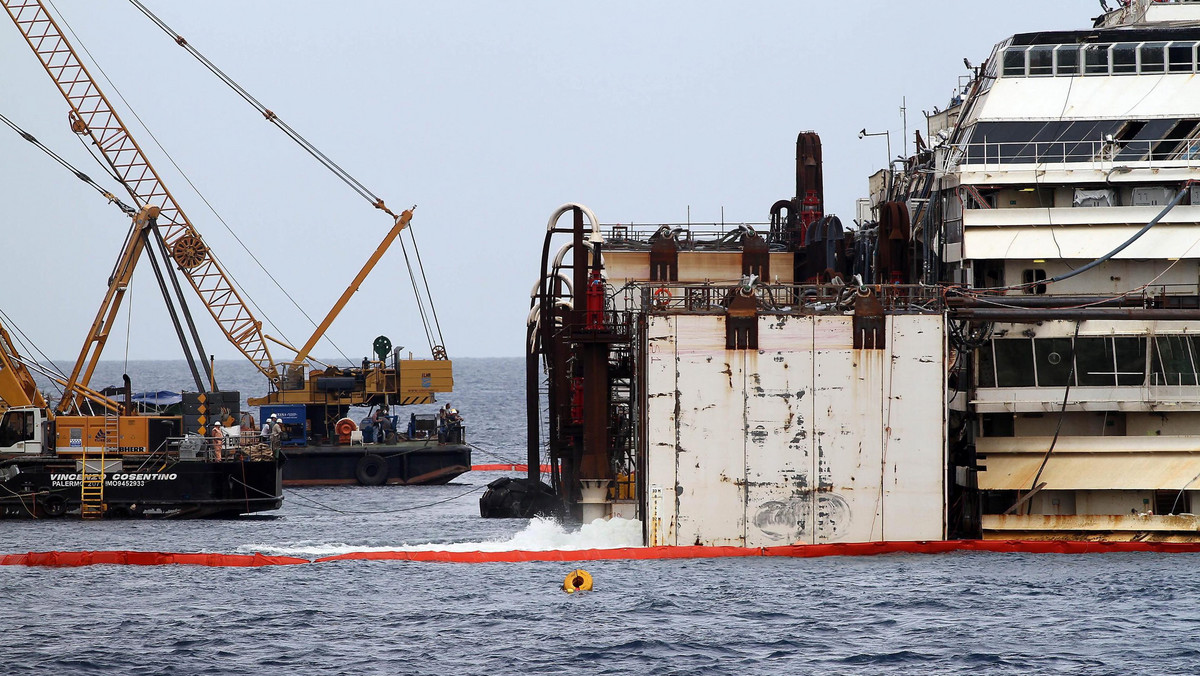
[951,137,1200,173]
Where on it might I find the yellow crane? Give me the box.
[4,0,454,436]
[3,0,277,393]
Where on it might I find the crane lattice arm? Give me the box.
[0,319,48,411]
[2,0,279,384]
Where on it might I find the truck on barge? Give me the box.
[0,321,281,519]
[484,0,1200,546]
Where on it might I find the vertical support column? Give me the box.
[574,207,612,518]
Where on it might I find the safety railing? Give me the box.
[175,432,277,462]
[603,223,775,251]
[633,283,946,315]
[954,137,1200,171]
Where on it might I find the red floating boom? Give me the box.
[5,540,1200,568]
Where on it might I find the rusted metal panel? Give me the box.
[882,314,947,541]
[813,316,884,544]
[982,513,1200,538]
[644,312,947,547]
[645,316,678,546]
[744,317,816,547]
[978,450,1200,491]
[672,316,747,546]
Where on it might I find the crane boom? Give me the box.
[2,0,278,384]
[0,318,48,411]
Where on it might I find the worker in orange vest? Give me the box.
[210,421,225,461]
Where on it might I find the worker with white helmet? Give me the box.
[269,415,283,455]
[210,421,225,462]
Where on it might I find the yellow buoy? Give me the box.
[563,568,593,593]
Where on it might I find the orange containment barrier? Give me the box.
[6,540,1200,568]
[470,464,554,472]
[316,539,1200,564]
[0,551,310,568]
[315,546,762,564]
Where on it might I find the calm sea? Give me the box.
[4,358,1199,675]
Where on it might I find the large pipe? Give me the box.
[525,321,540,482]
[546,203,602,241]
[952,308,1200,321]
[947,295,1155,309]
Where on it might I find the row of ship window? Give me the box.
[978,336,1200,388]
[1002,42,1200,77]
[961,119,1200,164]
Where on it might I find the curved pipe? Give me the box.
[551,242,606,278]
[529,273,573,301]
[546,202,603,244]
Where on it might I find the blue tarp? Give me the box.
[129,391,184,406]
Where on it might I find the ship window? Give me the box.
[980,413,1014,437]
[1034,338,1074,387]
[1055,46,1080,75]
[1152,119,1200,159]
[1112,44,1138,74]
[977,341,996,388]
[1084,44,1111,75]
[1176,132,1200,161]
[1029,46,1055,76]
[993,339,1036,388]
[1156,490,1190,516]
[1151,335,1199,386]
[1003,48,1028,77]
[1168,42,1196,73]
[1140,43,1168,73]
[1021,269,1047,295]
[1076,337,1147,387]
[1076,337,1116,386]
[1114,338,1147,386]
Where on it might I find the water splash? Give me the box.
[241,517,643,558]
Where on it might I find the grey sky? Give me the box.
[1,0,1096,367]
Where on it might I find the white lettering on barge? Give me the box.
[49,473,179,488]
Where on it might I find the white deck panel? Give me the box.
[980,75,1200,121]
[813,316,885,543]
[642,312,947,547]
[671,316,747,546]
[644,315,678,546]
[882,314,947,541]
[965,224,1200,260]
[745,317,816,546]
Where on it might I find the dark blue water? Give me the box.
[5,358,1200,674]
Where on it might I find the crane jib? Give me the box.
[1,0,279,386]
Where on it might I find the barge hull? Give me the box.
[0,458,283,518]
[281,442,471,487]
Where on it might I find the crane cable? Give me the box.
[127,0,393,217]
[0,110,145,292]
[128,0,447,353]
[0,112,135,217]
[44,0,358,367]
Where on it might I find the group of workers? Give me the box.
[205,404,462,456]
[437,403,463,443]
[207,414,284,461]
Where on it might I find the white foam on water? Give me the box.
[240,516,644,559]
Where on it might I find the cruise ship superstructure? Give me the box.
[914,0,1200,541]
[483,0,1200,546]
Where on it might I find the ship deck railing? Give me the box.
[602,222,781,251]
[629,282,946,315]
[951,137,1200,173]
[172,433,276,462]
